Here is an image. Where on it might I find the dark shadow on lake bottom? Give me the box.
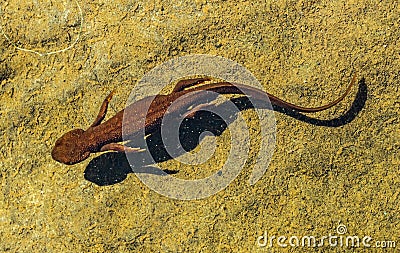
[84,78,367,186]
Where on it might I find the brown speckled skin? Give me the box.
[52,76,355,165]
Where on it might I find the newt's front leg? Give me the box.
[89,90,115,128]
[89,91,146,154]
[100,143,145,153]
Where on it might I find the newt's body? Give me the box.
[52,76,356,165]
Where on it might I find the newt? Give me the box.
[52,74,356,165]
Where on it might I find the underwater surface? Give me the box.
[0,0,399,252]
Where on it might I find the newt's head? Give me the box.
[52,129,90,165]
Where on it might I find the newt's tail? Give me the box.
[269,73,357,113]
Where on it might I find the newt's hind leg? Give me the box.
[172,78,211,93]
[89,90,115,128]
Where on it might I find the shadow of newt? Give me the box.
[84,78,367,186]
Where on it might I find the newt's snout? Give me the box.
[52,129,90,165]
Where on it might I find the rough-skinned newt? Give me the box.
[52,75,356,165]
